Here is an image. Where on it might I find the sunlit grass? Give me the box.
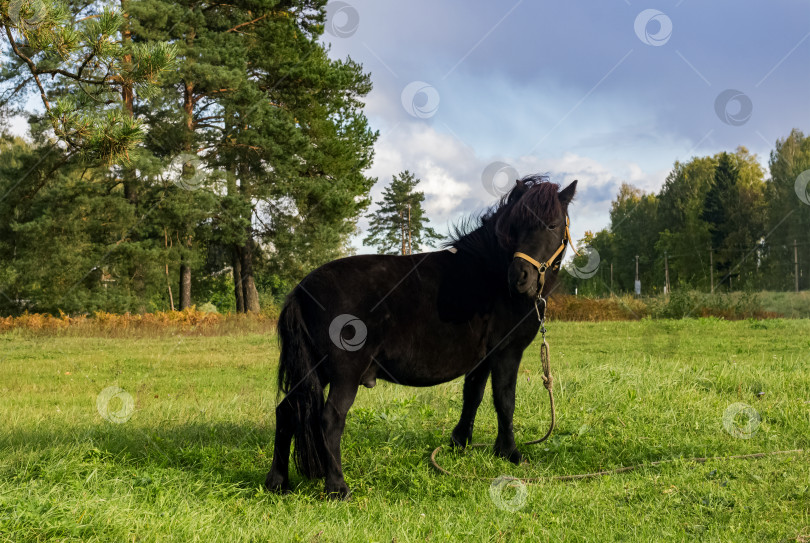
[1,319,809,541]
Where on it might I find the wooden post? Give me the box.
[795,239,800,293]
[610,261,613,292]
[709,246,714,294]
[664,251,670,295]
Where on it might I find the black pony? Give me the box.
[266,176,577,498]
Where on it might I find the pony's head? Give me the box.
[494,176,578,298]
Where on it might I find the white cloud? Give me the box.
[364,121,480,219]
[418,162,471,216]
[353,120,670,253]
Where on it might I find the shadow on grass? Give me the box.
[3,417,802,496]
[1,421,276,489]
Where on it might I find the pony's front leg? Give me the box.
[491,352,522,464]
[451,362,491,448]
[321,379,358,499]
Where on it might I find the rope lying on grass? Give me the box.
[429,444,807,483]
[429,336,807,482]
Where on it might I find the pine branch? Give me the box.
[225,14,270,33]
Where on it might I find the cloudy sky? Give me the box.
[321,1,810,253]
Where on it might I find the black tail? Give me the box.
[277,291,326,478]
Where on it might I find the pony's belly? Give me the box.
[376,368,466,387]
[373,339,483,387]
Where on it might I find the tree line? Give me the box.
[1,3,807,316]
[564,130,810,296]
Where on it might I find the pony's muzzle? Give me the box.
[509,259,537,297]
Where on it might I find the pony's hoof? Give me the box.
[506,449,523,465]
[495,446,523,465]
[325,483,351,501]
[265,472,290,494]
[450,433,469,450]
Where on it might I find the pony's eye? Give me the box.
[548,224,559,230]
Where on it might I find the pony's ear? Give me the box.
[559,180,578,206]
[507,178,528,203]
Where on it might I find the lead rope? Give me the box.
[524,297,555,446]
[429,297,806,482]
[429,296,557,476]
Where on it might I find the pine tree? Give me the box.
[0,2,384,315]
[0,1,174,163]
[364,171,444,255]
[701,152,738,285]
[0,2,175,313]
[132,0,377,311]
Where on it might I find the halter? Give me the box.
[512,215,579,301]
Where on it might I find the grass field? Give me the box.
[1,319,809,542]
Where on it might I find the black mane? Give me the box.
[446,175,562,261]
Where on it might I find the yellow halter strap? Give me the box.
[512,216,579,296]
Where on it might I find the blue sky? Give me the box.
[322,1,810,253]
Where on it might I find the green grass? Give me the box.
[759,291,810,319]
[1,319,809,542]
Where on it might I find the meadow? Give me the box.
[1,318,809,542]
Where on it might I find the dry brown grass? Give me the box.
[0,291,792,335]
[0,307,277,336]
[550,294,649,321]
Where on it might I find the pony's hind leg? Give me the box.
[451,362,491,448]
[321,379,359,499]
[265,395,295,493]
